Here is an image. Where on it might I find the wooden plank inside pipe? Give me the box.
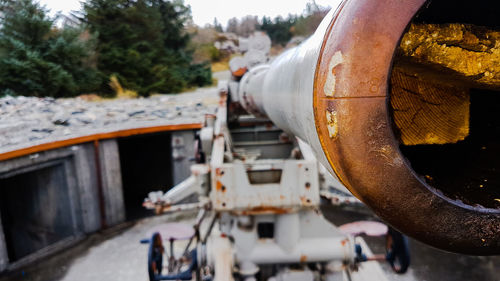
[398,23,500,89]
[390,66,470,145]
[391,23,500,145]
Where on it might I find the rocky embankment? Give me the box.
[0,88,219,155]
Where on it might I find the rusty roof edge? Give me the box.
[0,123,203,161]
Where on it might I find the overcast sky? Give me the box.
[39,0,340,27]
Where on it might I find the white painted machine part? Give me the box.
[200,127,214,157]
[210,159,319,212]
[231,210,355,266]
[268,268,315,281]
[160,176,198,204]
[229,81,240,103]
[206,236,235,281]
[237,65,270,116]
[236,9,343,183]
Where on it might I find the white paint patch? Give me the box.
[323,51,344,97]
[326,110,338,139]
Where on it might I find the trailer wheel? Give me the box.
[386,227,410,274]
[148,232,164,281]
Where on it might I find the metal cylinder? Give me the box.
[238,65,269,117]
[238,0,500,255]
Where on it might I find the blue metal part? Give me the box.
[354,244,367,263]
[145,232,198,281]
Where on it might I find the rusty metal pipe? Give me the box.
[237,0,500,254]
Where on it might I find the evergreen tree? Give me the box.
[213,18,223,33]
[84,0,211,96]
[0,0,102,97]
[259,15,296,46]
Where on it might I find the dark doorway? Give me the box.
[0,163,76,262]
[118,132,173,220]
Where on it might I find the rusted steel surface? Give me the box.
[313,0,500,254]
[0,123,203,161]
[239,206,292,215]
[237,0,500,254]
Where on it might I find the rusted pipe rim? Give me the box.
[313,0,500,254]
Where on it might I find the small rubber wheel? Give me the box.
[386,227,410,274]
[148,232,164,281]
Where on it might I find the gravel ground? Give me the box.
[0,212,199,281]
[3,206,498,281]
[58,214,197,281]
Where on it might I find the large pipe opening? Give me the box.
[389,0,500,209]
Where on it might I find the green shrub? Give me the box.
[0,0,102,97]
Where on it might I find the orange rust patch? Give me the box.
[216,181,223,191]
[300,196,311,205]
[300,255,307,263]
[241,206,291,215]
[215,168,224,177]
[232,67,247,78]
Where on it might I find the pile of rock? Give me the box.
[0,88,219,154]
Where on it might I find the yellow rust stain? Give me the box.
[325,110,338,139]
[374,145,403,166]
[323,51,343,97]
[300,255,307,263]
